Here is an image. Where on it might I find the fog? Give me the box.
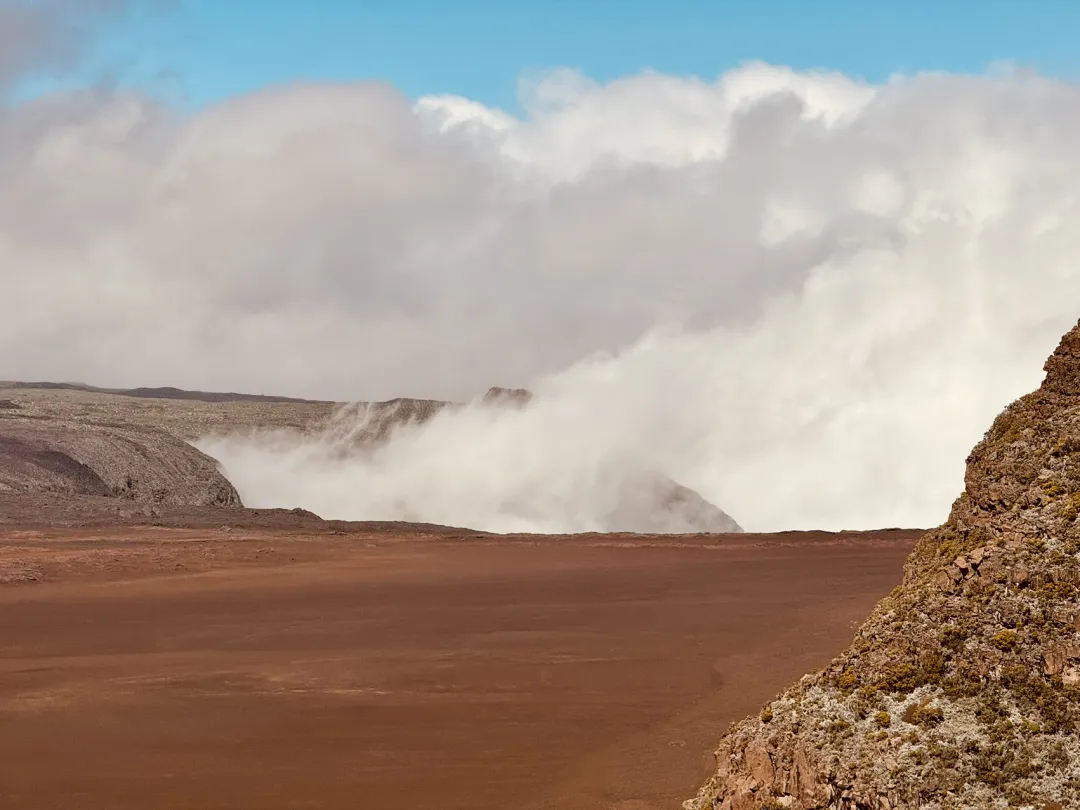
[5,51,1080,530]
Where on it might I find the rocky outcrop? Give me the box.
[0,420,240,507]
[685,317,1080,809]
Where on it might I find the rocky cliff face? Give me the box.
[686,317,1080,810]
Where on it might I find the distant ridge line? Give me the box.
[2,381,334,405]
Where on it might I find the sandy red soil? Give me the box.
[0,525,919,810]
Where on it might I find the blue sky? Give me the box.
[22,0,1080,111]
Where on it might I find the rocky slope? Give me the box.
[685,318,1080,809]
[0,384,334,442]
[1,384,743,532]
[0,417,240,507]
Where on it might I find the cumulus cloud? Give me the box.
[4,61,1080,531]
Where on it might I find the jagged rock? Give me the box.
[685,317,1080,810]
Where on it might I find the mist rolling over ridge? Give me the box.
[5,60,1080,531]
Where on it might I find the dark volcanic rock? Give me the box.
[686,317,1080,809]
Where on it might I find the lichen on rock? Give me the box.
[686,317,1080,810]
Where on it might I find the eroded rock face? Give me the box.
[686,317,1080,810]
[0,420,240,507]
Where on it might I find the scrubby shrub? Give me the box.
[939,625,966,652]
[878,661,919,693]
[972,742,1038,788]
[1060,493,1080,522]
[836,669,859,693]
[920,648,946,678]
[992,629,1018,651]
[826,718,851,738]
[1042,479,1067,499]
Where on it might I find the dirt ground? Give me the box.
[0,519,920,810]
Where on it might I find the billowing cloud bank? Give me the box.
[5,60,1080,530]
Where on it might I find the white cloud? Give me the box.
[420,62,876,182]
[4,63,1080,531]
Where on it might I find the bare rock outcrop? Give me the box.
[0,420,240,507]
[686,317,1080,809]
